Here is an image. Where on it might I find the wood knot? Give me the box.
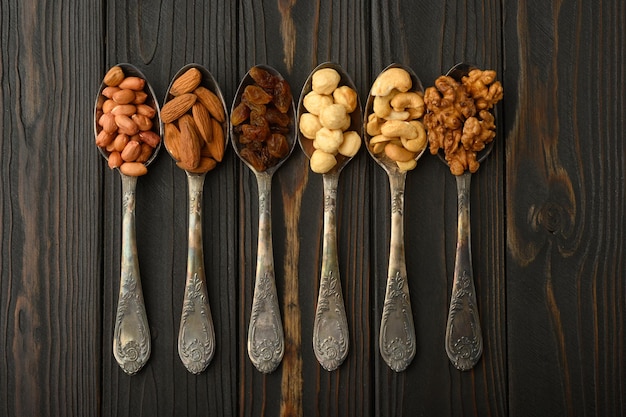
[537,202,564,234]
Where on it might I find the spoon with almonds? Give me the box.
[161,63,228,374]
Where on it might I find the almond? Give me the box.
[164,123,182,161]
[170,68,202,96]
[177,156,217,173]
[177,114,202,168]
[118,76,145,91]
[192,102,213,145]
[194,86,225,122]
[161,93,196,124]
[120,162,148,176]
[103,66,124,87]
[206,118,225,162]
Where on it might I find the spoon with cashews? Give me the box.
[297,62,362,371]
[364,63,428,372]
[424,63,503,371]
[94,63,163,375]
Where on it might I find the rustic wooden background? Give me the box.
[1,0,624,416]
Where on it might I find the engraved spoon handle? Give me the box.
[313,172,349,371]
[379,171,416,372]
[445,171,483,371]
[247,172,284,373]
[178,173,216,374]
[113,173,151,375]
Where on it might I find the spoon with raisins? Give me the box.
[230,65,296,373]
[297,62,362,371]
[424,63,503,371]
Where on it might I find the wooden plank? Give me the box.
[0,1,103,416]
[369,1,507,416]
[505,1,626,416]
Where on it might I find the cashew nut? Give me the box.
[366,113,383,136]
[373,89,398,118]
[381,120,418,140]
[391,91,425,112]
[371,68,412,96]
[384,143,415,162]
[396,159,417,171]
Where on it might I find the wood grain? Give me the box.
[0,0,623,416]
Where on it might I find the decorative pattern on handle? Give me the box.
[379,172,415,372]
[247,172,284,373]
[248,270,284,373]
[313,173,349,371]
[445,171,483,371]
[178,174,215,374]
[114,174,151,375]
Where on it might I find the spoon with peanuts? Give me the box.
[94,63,162,375]
[364,63,428,372]
[424,62,503,371]
[161,63,229,374]
[297,62,362,371]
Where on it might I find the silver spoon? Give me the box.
[364,63,427,372]
[230,65,296,373]
[297,62,361,371]
[436,62,493,371]
[163,63,229,374]
[94,63,162,375]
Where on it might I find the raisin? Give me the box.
[243,85,273,105]
[249,67,279,90]
[267,133,290,158]
[265,106,291,127]
[231,102,250,126]
[242,124,270,142]
[273,79,292,113]
[240,147,266,172]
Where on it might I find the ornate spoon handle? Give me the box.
[113,173,151,375]
[247,172,284,373]
[313,172,349,371]
[379,171,416,372]
[178,173,215,374]
[445,171,483,371]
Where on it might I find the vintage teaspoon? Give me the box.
[94,63,162,375]
[435,62,496,371]
[162,63,229,374]
[230,65,296,373]
[364,63,427,372]
[297,62,361,371]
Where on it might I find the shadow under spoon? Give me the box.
[163,63,229,374]
[231,65,296,373]
[94,63,162,375]
[297,62,360,371]
[364,63,427,372]
[438,62,493,371]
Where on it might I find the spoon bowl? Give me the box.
[162,63,229,374]
[364,63,426,372]
[231,65,296,373]
[297,62,362,371]
[93,63,162,375]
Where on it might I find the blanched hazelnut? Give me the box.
[310,149,337,173]
[299,113,322,139]
[303,91,334,115]
[338,131,361,157]
[312,68,341,95]
[333,86,358,113]
[318,103,348,130]
[314,127,343,154]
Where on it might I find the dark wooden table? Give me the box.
[1,0,624,416]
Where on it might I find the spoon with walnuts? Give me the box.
[424,63,503,371]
